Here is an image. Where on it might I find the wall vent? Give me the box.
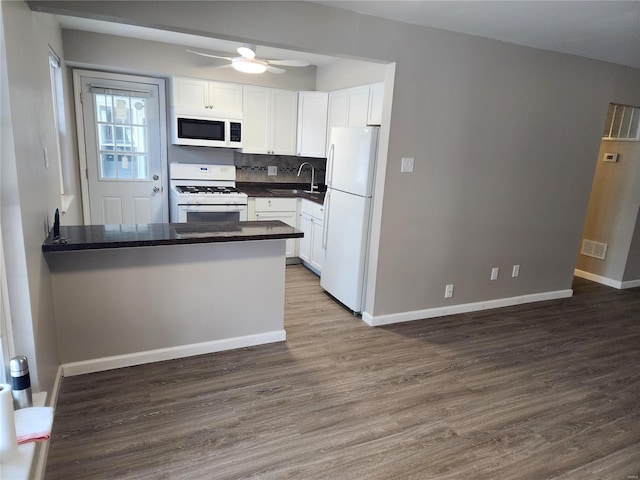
[581,239,608,260]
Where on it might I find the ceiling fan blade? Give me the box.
[186,49,233,61]
[266,65,286,74]
[266,59,310,67]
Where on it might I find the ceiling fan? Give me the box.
[186,43,310,74]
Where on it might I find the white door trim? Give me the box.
[72,69,168,224]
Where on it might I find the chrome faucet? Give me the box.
[297,162,317,192]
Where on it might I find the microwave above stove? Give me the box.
[171,110,242,148]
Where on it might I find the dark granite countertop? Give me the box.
[42,221,303,253]
[237,182,326,205]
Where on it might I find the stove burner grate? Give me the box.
[177,185,240,194]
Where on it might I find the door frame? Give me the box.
[73,69,169,224]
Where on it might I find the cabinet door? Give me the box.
[254,211,298,257]
[327,89,348,151]
[299,213,312,262]
[297,91,328,158]
[271,89,298,155]
[347,85,370,127]
[209,82,242,113]
[171,77,209,113]
[242,86,271,154]
[310,217,325,271]
[367,82,384,126]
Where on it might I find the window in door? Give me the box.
[93,89,151,180]
[602,103,640,141]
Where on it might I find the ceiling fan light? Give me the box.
[232,57,267,74]
[237,44,256,59]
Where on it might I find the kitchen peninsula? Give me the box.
[43,221,302,376]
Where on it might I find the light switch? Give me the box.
[401,157,414,173]
[268,166,278,176]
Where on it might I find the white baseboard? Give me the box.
[572,269,640,289]
[362,289,573,327]
[622,278,640,289]
[61,330,286,377]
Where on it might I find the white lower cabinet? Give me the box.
[253,197,299,258]
[299,199,325,273]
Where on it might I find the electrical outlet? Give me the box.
[401,157,414,173]
[512,264,520,277]
[491,267,499,280]
[444,284,454,298]
[267,166,278,176]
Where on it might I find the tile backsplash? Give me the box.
[234,152,326,184]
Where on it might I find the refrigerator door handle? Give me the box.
[322,191,330,248]
[326,144,335,188]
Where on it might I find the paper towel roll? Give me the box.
[0,383,18,463]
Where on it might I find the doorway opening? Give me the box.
[574,103,640,290]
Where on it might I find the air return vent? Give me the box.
[581,239,608,260]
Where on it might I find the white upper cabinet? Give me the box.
[367,82,384,126]
[297,91,328,158]
[346,85,370,127]
[327,89,348,129]
[170,76,242,115]
[271,89,298,155]
[243,86,271,153]
[326,83,383,151]
[243,86,298,155]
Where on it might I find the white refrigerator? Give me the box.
[320,126,379,313]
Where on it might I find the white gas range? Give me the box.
[169,163,248,223]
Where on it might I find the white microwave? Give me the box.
[171,111,243,148]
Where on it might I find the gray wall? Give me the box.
[62,29,322,173]
[1,3,65,393]
[22,1,640,324]
[316,58,385,91]
[62,29,318,91]
[576,140,640,282]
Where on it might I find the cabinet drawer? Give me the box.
[301,198,324,219]
[312,202,324,220]
[255,197,297,211]
[301,198,314,216]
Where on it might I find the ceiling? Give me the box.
[317,1,640,69]
[55,15,339,66]
[57,1,640,69]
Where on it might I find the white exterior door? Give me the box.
[76,71,168,225]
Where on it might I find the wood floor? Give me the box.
[45,266,640,479]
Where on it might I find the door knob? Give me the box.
[153,186,161,193]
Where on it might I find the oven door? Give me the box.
[176,204,248,223]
